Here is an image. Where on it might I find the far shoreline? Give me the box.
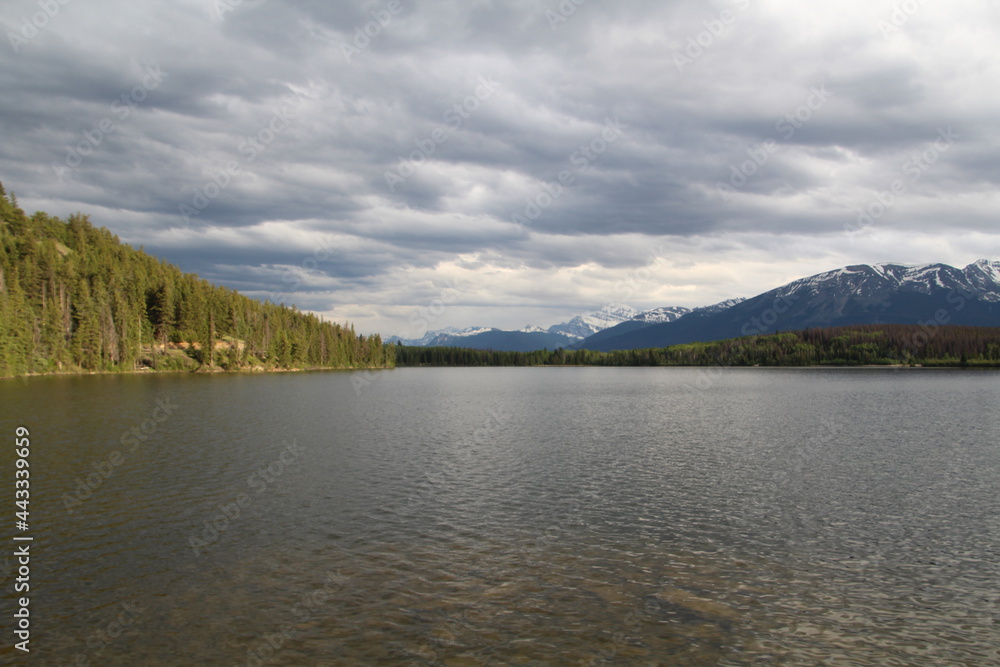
[6,362,999,381]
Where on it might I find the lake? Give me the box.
[2,367,999,665]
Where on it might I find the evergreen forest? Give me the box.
[0,185,393,377]
[396,325,1000,368]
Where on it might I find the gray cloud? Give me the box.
[1,0,999,334]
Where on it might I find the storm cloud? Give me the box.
[2,0,998,333]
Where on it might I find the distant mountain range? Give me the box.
[387,304,646,352]
[390,260,1000,352]
[585,259,1000,351]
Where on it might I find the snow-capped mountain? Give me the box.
[446,327,498,337]
[387,326,498,347]
[584,300,750,348]
[692,297,747,314]
[546,304,640,340]
[632,306,691,324]
[584,260,1000,351]
[393,304,643,349]
[773,260,1000,303]
[394,260,1000,352]
[964,258,1000,296]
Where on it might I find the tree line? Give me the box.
[0,184,393,377]
[396,324,1000,368]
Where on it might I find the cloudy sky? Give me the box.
[2,0,999,335]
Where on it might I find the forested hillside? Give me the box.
[0,184,393,377]
[397,325,1000,367]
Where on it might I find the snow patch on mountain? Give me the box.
[775,260,1000,302]
[391,305,640,346]
[632,306,691,324]
[546,303,640,339]
[962,259,1000,298]
[693,297,747,314]
[388,326,499,346]
[392,260,999,348]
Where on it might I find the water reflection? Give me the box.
[0,368,997,665]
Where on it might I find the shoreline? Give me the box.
[1,364,395,381]
[394,363,1000,370]
[6,363,997,380]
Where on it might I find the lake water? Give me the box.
[1,367,999,665]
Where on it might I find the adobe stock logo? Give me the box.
[7,0,72,54]
[716,85,832,202]
[384,76,501,193]
[52,66,168,183]
[846,127,959,240]
[510,116,627,228]
[178,106,297,224]
[673,0,754,73]
[340,0,413,62]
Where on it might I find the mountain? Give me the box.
[579,299,745,350]
[392,304,640,352]
[687,297,747,315]
[583,261,1000,351]
[387,326,496,347]
[632,306,692,323]
[424,329,577,352]
[396,324,1000,368]
[545,303,639,339]
[390,326,577,351]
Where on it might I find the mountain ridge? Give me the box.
[585,259,1000,351]
[389,303,647,350]
[390,260,1000,353]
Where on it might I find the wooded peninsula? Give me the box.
[0,185,393,378]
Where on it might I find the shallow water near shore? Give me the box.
[2,367,998,665]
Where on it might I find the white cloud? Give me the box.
[1,0,998,334]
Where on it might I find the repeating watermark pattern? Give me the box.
[351,368,386,396]
[885,286,975,365]
[877,0,929,38]
[231,625,295,667]
[398,278,466,341]
[51,65,167,183]
[384,76,502,193]
[717,85,832,201]
[232,571,350,666]
[189,439,302,556]
[510,116,627,229]
[62,397,178,514]
[846,126,959,241]
[456,408,507,461]
[416,608,503,667]
[546,0,588,30]
[68,601,143,666]
[214,0,243,20]
[265,234,339,306]
[340,0,411,62]
[179,106,298,225]
[613,244,668,301]
[673,0,753,73]
[682,292,798,395]
[768,415,842,548]
[581,589,670,665]
[740,293,797,336]
[6,0,72,54]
